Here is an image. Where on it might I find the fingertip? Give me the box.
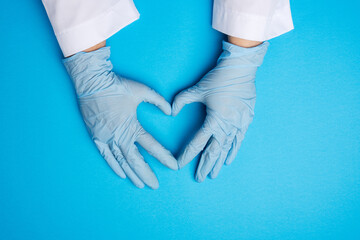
[141,168,160,190]
[161,154,178,170]
[177,156,187,169]
[156,100,171,116]
[149,179,160,190]
[171,105,180,117]
[167,158,179,171]
[151,184,159,190]
[209,171,218,179]
[117,171,126,179]
[225,149,237,166]
[135,182,145,189]
[177,148,197,169]
[162,102,172,116]
[171,94,185,116]
[113,164,126,179]
[177,161,183,170]
[225,156,235,166]
[195,174,205,183]
[145,89,172,115]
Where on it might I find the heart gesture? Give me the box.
[64,41,268,188]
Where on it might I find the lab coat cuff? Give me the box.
[57,0,139,57]
[212,1,294,41]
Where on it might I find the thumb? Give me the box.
[172,87,201,116]
[142,87,172,115]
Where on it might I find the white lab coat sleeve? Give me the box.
[42,0,140,57]
[212,0,294,41]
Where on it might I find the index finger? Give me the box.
[177,126,212,169]
[136,129,178,170]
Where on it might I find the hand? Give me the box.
[172,41,269,182]
[63,47,177,189]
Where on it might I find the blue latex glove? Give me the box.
[172,41,269,182]
[63,47,177,189]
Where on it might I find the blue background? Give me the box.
[1,0,359,239]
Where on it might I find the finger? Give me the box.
[122,145,159,190]
[209,131,236,179]
[136,130,178,170]
[177,126,212,169]
[94,140,126,179]
[195,136,223,183]
[225,130,245,166]
[171,87,201,116]
[142,87,172,115]
[110,143,145,189]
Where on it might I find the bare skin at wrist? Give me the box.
[82,38,259,54]
[84,41,106,52]
[228,36,262,48]
[81,37,260,54]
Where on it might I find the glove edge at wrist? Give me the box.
[63,47,115,97]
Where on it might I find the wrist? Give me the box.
[227,36,262,48]
[63,47,115,97]
[83,41,106,53]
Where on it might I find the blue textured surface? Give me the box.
[0,0,359,239]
